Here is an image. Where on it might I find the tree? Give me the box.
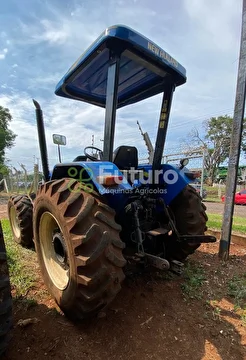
[0,106,16,168]
[187,115,246,185]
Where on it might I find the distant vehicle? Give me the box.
[190,183,207,199]
[221,189,246,205]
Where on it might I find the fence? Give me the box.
[139,147,205,197]
[0,164,41,194]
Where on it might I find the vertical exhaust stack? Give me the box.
[33,99,50,182]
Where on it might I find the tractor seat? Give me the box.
[73,155,87,162]
[113,146,138,170]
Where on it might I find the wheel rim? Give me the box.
[39,212,69,290]
[10,206,21,239]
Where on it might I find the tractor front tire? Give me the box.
[0,221,13,356]
[33,179,126,320]
[8,195,33,247]
[168,185,208,261]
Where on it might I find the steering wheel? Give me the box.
[84,146,103,161]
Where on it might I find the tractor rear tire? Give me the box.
[0,221,13,356]
[8,195,33,247]
[33,179,126,320]
[167,185,208,261]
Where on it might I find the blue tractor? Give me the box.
[8,25,215,320]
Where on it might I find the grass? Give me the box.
[203,185,245,202]
[228,274,246,307]
[181,261,206,300]
[227,274,246,324]
[207,213,246,234]
[2,219,38,299]
[204,197,222,203]
[202,186,224,202]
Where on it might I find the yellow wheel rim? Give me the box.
[39,212,69,290]
[10,206,21,239]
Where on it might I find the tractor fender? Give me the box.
[137,163,194,205]
[51,161,133,211]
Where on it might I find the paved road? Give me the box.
[204,201,246,218]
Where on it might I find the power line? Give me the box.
[113,107,235,139]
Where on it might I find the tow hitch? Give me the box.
[130,200,171,271]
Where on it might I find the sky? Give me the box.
[0,0,242,173]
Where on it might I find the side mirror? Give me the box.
[52,134,66,163]
[52,134,66,146]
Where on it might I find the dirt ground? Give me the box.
[1,197,246,360]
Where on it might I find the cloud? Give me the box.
[1,91,146,170]
[16,7,102,50]
[0,47,8,60]
[30,19,70,45]
[183,0,240,51]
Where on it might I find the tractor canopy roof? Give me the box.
[55,25,186,108]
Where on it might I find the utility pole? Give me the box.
[9,166,13,192]
[19,163,27,192]
[200,146,206,199]
[13,167,19,193]
[219,0,246,260]
[33,163,39,194]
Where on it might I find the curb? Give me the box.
[206,229,246,246]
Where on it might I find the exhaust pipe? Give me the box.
[33,99,50,182]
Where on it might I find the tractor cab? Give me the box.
[33,25,195,205]
[55,25,186,169]
[33,25,195,206]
